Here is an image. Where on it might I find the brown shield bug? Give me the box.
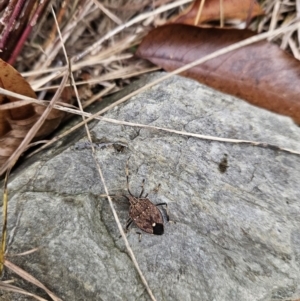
[123,160,169,235]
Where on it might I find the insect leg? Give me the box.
[144,183,161,198]
[139,179,145,198]
[153,183,161,193]
[99,194,119,198]
[125,217,133,232]
[122,195,130,201]
[126,158,134,197]
[156,202,169,221]
[136,231,142,242]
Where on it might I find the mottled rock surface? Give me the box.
[1,73,300,301]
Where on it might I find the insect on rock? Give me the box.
[123,160,169,235]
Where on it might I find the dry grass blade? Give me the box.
[84,152,159,301]
[6,247,39,257]
[27,102,300,160]
[0,168,10,275]
[82,84,116,109]
[42,0,71,50]
[0,281,48,301]
[195,0,206,25]
[0,89,76,110]
[26,52,134,88]
[4,260,62,301]
[220,0,224,27]
[297,0,300,41]
[0,87,48,108]
[42,103,300,155]
[33,65,159,92]
[33,2,95,72]
[86,21,300,120]
[72,0,193,62]
[30,70,66,91]
[91,0,122,24]
[269,0,281,32]
[23,21,300,162]
[88,116,300,155]
[0,1,297,299]
[52,6,158,300]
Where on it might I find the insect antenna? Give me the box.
[126,158,134,197]
[139,179,145,198]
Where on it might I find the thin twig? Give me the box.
[32,1,94,72]
[43,0,72,49]
[91,0,122,25]
[33,104,300,156]
[0,281,47,301]
[22,53,133,79]
[220,0,224,28]
[8,0,49,65]
[4,260,62,301]
[72,0,193,62]
[0,167,11,274]
[18,21,300,159]
[82,84,116,109]
[52,6,158,301]
[0,0,25,50]
[195,0,206,25]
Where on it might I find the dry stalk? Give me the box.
[52,7,158,301]
[0,1,299,299]
[25,53,134,83]
[72,0,193,62]
[43,0,72,49]
[0,168,9,274]
[33,65,159,92]
[31,1,94,73]
[0,280,48,301]
[90,0,122,25]
[25,0,190,91]
[4,260,62,301]
[8,1,49,65]
[29,104,300,156]
[194,0,206,26]
[2,20,298,160]
[82,84,116,109]
[220,0,224,27]
[6,247,39,257]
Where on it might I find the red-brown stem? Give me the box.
[43,0,71,49]
[3,0,37,61]
[0,0,10,12]
[0,0,17,40]
[0,0,26,50]
[8,0,49,65]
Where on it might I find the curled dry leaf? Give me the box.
[171,0,264,25]
[0,59,67,167]
[136,24,300,124]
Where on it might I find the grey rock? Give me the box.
[1,73,300,301]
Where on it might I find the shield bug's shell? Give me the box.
[128,196,164,235]
[124,159,168,235]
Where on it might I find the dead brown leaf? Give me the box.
[0,59,69,168]
[171,0,264,25]
[136,24,300,124]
